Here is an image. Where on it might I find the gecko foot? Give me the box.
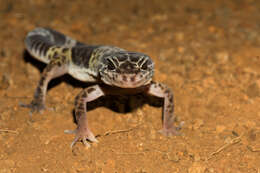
[64,128,98,148]
[159,121,185,136]
[20,101,46,114]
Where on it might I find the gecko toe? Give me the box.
[19,101,46,114]
[160,121,185,136]
[82,138,91,147]
[87,131,99,143]
[159,128,180,136]
[65,128,98,148]
[70,135,90,148]
[20,101,55,114]
[64,129,76,134]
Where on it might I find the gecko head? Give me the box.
[99,52,154,88]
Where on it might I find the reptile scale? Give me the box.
[21,27,183,147]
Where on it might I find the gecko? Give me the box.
[21,27,183,147]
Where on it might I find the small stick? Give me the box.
[114,150,146,155]
[100,124,142,137]
[207,135,242,160]
[104,128,135,136]
[247,145,260,152]
[0,129,18,134]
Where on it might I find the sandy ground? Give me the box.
[0,0,259,172]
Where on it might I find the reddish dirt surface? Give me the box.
[0,0,260,172]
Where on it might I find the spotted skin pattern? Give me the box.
[21,27,183,147]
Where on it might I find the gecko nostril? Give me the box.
[122,75,127,82]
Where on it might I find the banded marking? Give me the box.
[46,46,72,66]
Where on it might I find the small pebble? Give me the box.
[188,162,206,173]
[175,32,184,41]
[215,125,226,134]
[167,152,180,162]
[215,51,229,64]
[246,80,260,98]
[192,119,204,130]
[149,128,157,139]
[0,75,10,90]
[0,49,6,58]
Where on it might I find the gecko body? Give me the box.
[22,27,182,147]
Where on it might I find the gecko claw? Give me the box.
[19,101,54,115]
[19,101,46,114]
[65,128,98,148]
[159,121,185,136]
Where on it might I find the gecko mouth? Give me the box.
[101,72,152,88]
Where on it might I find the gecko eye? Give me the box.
[141,58,153,71]
[107,58,116,70]
[137,56,151,71]
[140,60,148,70]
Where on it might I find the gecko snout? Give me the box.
[112,72,150,88]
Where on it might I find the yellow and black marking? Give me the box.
[89,46,124,71]
[46,46,72,66]
[88,49,101,70]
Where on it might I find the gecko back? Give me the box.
[25,27,85,63]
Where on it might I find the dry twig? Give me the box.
[247,145,260,152]
[207,135,242,160]
[0,129,18,134]
[100,124,141,137]
[113,150,146,155]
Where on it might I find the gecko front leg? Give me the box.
[147,81,183,136]
[65,85,105,147]
[21,58,68,113]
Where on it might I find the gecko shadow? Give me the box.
[23,50,163,120]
